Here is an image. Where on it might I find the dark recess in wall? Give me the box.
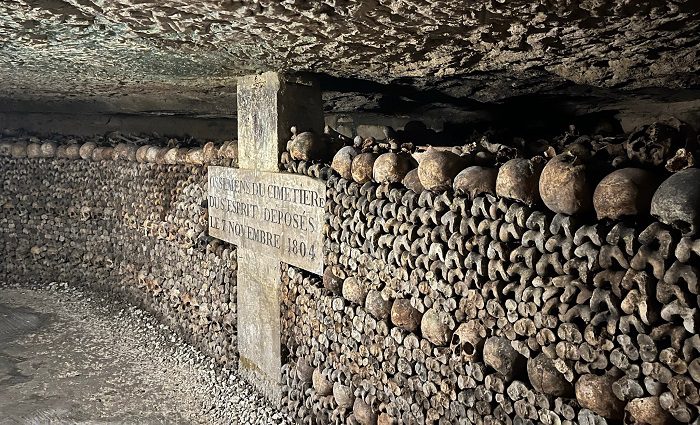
[320,72,700,144]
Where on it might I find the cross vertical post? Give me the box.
[235,72,323,402]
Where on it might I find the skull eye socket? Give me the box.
[673,220,692,236]
[462,342,475,356]
[630,139,643,152]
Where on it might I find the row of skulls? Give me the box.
[305,128,699,237]
[0,138,238,166]
[283,117,699,236]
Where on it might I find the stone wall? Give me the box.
[0,135,239,367]
[280,153,700,424]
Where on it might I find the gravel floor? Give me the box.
[0,282,291,425]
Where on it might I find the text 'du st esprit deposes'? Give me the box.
[207,166,325,275]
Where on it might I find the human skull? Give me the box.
[593,168,657,220]
[651,168,700,236]
[539,152,593,215]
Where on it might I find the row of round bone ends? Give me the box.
[0,130,239,167]
[280,123,700,423]
[284,117,699,237]
[0,140,239,370]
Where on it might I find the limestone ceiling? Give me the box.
[0,0,698,116]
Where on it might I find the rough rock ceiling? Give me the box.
[0,0,698,116]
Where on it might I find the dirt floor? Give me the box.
[0,283,285,425]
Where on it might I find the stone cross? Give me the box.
[209,72,324,402]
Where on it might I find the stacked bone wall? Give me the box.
[0,137,238,367]
[281,158,700,425]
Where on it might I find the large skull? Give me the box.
[287,131,324,161]
[40,142,57,158]
[0,141,12,156]
[26,142,42,158]
[625,396,676,425]
[651,168,700,236]
[331,146,358,180]
[449,320,486,361]
[527,353,574,397]
[496,157,546,206]
[402,168,424,193]
[483,336,526,380]
[575,373,625,420]
[353,398,378,425]
[417,147,467,191]
[420,308,453,346]
[593,168,657,220]
[65,144,81,159]
[351,152,379,184]
[453,166,498,198]
[390,298,421,332]
[79,142,96,160]
[312,368,333,395]
[373,152,415,184]
[539,152,593,215]
[11,141,28,158]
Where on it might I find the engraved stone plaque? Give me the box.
[208,166,325,275]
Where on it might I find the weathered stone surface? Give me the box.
[238,73,323,171]
[208,167,324,274]
[1,1,698,111]
[234,72,324,405]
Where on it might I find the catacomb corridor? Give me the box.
[1,1,700,424]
